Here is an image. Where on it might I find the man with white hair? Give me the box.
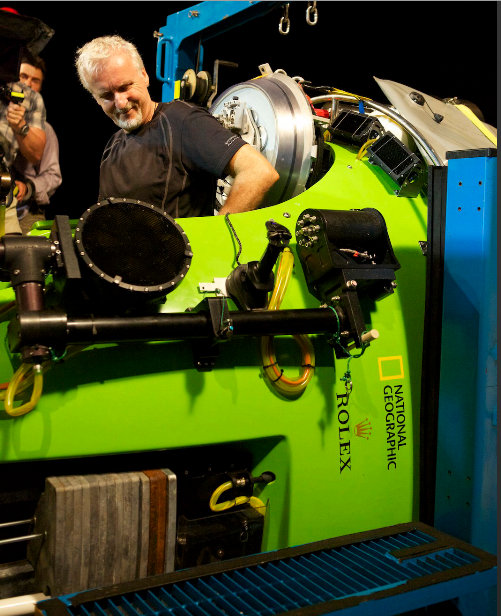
[75,35,278,218]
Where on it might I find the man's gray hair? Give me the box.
[75,35,145,92]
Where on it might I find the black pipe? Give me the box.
[8,308,341,352]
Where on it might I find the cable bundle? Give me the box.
[260,248,315,399]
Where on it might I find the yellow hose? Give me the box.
[209,481,266,514]
[260,248,315,398]
[0,345,86,413]
[268,248,294,310]
[327,87,372,102]
[356,138,378,160]
[3,363,44,417]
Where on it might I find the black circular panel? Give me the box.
[74,198,192,297]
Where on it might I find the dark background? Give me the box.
[4,1,499,219]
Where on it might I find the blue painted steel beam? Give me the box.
[434,149,497,616]
[156,1,277,102]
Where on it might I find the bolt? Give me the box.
[346,280,357,289]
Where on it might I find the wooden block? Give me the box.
[79,475,92,591]
[30,469,177,595]
[136,472,150,579]
[143,470,167,576]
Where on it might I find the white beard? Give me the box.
[114,105,143,131]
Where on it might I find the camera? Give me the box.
[0,9,54,83]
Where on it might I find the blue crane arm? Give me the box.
[155,1,278,102]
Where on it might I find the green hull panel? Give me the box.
[0,143,428,551]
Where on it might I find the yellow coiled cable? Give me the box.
[209,481,266,514]
[356,138,378,160]
[260,248,315,398]
[3,363,44,417]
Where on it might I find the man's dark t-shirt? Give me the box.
[98,100,246,218]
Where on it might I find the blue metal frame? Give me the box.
[37,523,497,616]
[434,149,497,615]
[155,1,277,102]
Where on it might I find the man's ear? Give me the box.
[142,68,149,87]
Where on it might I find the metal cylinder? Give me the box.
[10,308,341,351]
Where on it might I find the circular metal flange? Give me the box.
[74,197,192,299]
[211,73,315,207]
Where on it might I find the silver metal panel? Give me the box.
[161,469,177,573]
[211,73,315,207]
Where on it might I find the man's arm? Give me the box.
[218,144,279,216]
[14,124,62,205]
[6,102,46,165]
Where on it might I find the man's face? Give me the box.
[89,53,152,132]
[19,63,43,92]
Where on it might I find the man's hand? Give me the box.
[6,102,46,165]
[218,144,279,216]
[14,180,28,201]
[6,101,27,133]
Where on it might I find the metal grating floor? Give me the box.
[37,523,497,616]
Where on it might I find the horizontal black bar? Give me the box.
[9,308,340,351]
[446,148,497,159]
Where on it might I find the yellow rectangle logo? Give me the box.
[378,356,404,381]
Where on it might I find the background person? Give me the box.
[13,54,62,234]
[0,81,46,234]
[0,6,47,235]
[75,35,278,218]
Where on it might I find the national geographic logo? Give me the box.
[384,384,407,470]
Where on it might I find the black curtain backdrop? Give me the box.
[4,1,498,219]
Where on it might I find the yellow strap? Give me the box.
[455,104,497,146]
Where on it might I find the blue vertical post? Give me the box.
[434,149,497,615]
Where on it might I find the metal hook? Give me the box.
[345,379,352,395]
[279,3,290,35]
[306,1,318,25]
